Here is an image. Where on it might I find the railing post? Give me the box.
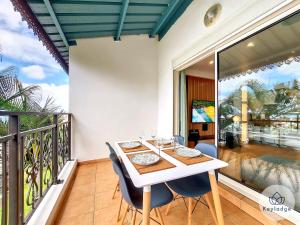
[68,114,71,161]
[52,115,58,184]
[8,115,19,225]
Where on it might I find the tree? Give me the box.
[0,66,61,134]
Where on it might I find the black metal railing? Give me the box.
[0,112,72,225]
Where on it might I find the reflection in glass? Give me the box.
[218,11,300,212]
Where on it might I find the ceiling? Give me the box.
[219,11,300,79]
[188,55,215,73]
[11,0,193,72]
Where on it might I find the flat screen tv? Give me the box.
[192,100,215,123]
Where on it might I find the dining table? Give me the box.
[113,139,228,225]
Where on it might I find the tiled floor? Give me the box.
[54,161,264,225]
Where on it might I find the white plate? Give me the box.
[120,141,141,149]
[175,147,201,158]
[131,153,160,166]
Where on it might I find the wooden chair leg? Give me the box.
[188,198,193,225]
[204,193,218,225]
[131,210,137,225]
[112,180,119,199]
[120,203,129,225]
[164,201,173,216]
[117,197,123,222]
[154,208,158,218]
[155,208,165,225]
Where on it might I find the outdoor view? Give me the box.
[0,0,69,221]
[218,11,300,212]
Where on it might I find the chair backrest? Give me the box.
[105,142,119,174]
[109,152,134,206]
[195,143,217,158]
[195,143,218,179]
[174,135,184,145]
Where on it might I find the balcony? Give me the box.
[2,0,300,225]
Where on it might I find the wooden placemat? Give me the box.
[127,151,176,174]
[147,140,173,148]
[164,149,213,165]
[118,142,149,153]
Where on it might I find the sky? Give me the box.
[218,60,300,101]
[0,0,69,111]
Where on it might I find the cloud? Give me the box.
[21,65,46,80]
[24,82,69,111]
[0,28,61,71]
[0,0,26,31]
[0,0,63,72]
[39,83,69,112]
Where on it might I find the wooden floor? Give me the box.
[54,161,264,225]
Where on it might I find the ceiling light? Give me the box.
[247,42,255,47]
[209,60,214,65]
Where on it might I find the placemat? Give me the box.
[118,142,149,153]
[164,149,213,165]
[147,140,173,148]
[127,151,176,174]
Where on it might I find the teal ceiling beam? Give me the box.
[43,0,69,48]
[115,0,130,41]
[158,0,193,40]
[150,0,181,37]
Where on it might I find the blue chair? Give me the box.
[106,142,129,200]
[165,143,218,225]
[174,135,184,145]
[108,144,173,225]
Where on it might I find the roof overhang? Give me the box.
[11,0,193,74]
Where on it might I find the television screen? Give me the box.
[192,100,215,123]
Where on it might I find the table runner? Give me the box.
[163,149,213,165]
[126,151,176,174]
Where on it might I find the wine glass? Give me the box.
[150,129,156,140]
[156,138,162,156]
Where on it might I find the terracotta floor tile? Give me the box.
[55,212,93,225]
[73,173,96,186]
[76,164,97,177]
[68,182,96,201]
[55,161,265,225]
[61,196,95,220]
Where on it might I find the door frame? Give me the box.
[172,1,300,223]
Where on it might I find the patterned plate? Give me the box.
[131,153,160,166]
[175,147,201,158]
[120,141,141,149]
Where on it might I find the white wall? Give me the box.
[157,0,287,136]
[69,36,158,161]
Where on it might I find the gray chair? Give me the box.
[174,135,184,145]
[165,143,218,225]
[106,142,128,199]
[108,143,173,225]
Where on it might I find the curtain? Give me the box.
[179,70,188,145]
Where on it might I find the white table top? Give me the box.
[113,140,228,188]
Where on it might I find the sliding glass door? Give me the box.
[217,10,300,212]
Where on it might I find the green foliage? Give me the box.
[0,66,62,135]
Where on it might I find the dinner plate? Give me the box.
[175,147,201,158]
[120,141,141,149]
[131,153,160,166]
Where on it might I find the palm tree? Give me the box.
[0,66,42,112]
[0,66,62,134]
